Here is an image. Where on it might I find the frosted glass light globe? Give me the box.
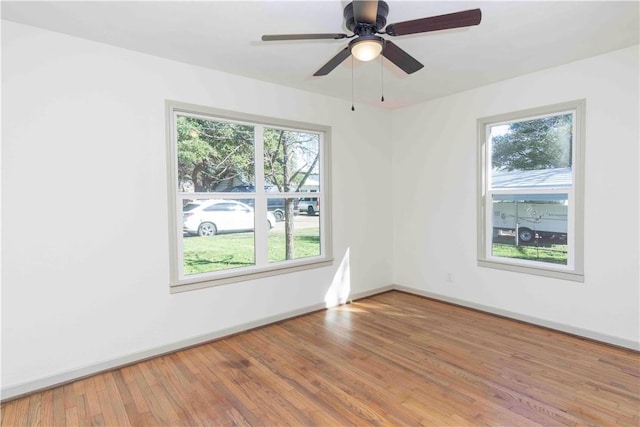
[351,39,383,62]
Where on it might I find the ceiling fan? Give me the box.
[262,0,482,77]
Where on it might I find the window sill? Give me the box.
[171,258,334,293]
[478,259,584,282]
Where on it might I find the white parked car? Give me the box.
[183,199,275,236]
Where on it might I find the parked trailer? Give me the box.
[492,201,567,243]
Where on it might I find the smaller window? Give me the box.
[477,100,585,281]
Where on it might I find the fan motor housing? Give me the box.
[344,1,389,33]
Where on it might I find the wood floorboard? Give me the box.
[2,291,639,426]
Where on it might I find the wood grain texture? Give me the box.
[2,291,639,426]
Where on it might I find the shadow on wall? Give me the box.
[324,248,351,308]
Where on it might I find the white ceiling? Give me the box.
[2,1,639,109]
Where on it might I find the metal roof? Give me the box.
[491,167,572,189]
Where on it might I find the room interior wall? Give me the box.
[391,45,640,349]
[1,21,394,398]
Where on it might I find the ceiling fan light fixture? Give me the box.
[350,36,384,62]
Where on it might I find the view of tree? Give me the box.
[491,114,572,171]
[177,115,320,261]
[176,115,254,191]
[263,128,319,193]
[264,128,320,259]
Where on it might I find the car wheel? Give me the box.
[307,206,315,216]
[198,222,217,236]
[267,219,273,230]
[518,227,534,243]
[273,210,284,221]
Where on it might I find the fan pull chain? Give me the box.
[351,55,355,111]
[380,43,385,102]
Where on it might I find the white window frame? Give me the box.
[477,100,585,281]
[166,101,333,293]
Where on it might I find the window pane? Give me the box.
[263,128,320,193]
[266,196,288,222]
[490,113,573,189]
[182,199,255,274]
[491,195,568,265]
[297,194,319,216]
[176,114,255,192]
[268,198,320,263]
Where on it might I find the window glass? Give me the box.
[489,113,573,189]
[176,115,254,192]
[267,198,321,263]
[261,128,322,263]
[182,199,256,275]
[263,128,320,193]
[491,194,568,265]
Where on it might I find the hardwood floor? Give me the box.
[2,291,639,426]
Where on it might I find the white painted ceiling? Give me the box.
[2,1,639,109]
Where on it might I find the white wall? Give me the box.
[392,45,640,349]
[1,21,394,396]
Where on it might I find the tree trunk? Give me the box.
[284,198,295,260]
[282,133,295,260]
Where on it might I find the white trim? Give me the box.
[478,259,583,282]
[0,285,393,402]
[171,258,334,293]
[393,285,639,351]
[254,128,267,266]
[477,99,586,280]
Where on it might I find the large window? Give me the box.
[477,100,585,281]
[167,101,332,292]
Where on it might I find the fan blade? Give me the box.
[262,33,348,41]
[313,47,351,76]
[353,0,379,25]
[386,9,481,36]
[382,41,423,74]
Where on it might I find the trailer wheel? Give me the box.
[518,227,534,243]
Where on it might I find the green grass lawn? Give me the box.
[183,227,320,275]
[268,229,321,263]
[492,243,568,265]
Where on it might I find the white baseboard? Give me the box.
[0,285,393,402]
[394,285,640,351]
[346,284,394,303]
